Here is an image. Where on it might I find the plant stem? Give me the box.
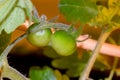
[2,62,29,80]
[0,33,27,63]
[105,37,119,80]
[106,57,118,80]
[79,29,111,80]
[0,33,28,80]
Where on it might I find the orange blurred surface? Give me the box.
[31,0,68,23]
[32,0,59,17]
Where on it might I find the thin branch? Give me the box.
[105,37,119,80]
[0,33,28,65]
[106,57,119,80]
[0,33,28,80]
[2,61,28,80]
[79,29,111,80]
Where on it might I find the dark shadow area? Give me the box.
[4,51,120,80]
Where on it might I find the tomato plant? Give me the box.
[50,30,76,56]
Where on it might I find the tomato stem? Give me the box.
[79,29,111,80]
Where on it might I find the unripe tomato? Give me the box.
[27,28,52,47]
[50,30,76,56]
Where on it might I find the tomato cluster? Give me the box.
[27,26,76,56]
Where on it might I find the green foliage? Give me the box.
[51,52,90,77]
[0,0,33,34]
[51,52,80,70]
[0,7,25,33]
[0,0,33,56]
[71,25,84,38]
[59,0,98,23]
[43,49,109,77]
[54,70,70,80]
[29,66,56,80]
[0,0,16,23]
[29,66,70,80]
[89,0,120,28]
[66,64,85,77]
[67,25,84,38]
[17,0,33,21]
[0,31,11,55]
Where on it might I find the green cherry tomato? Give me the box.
[50,30,76,56]
[27,28,52,47]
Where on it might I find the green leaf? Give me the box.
[59,0,98,23]
[0,0,17,23]
[54,70,70,80]
[0,31,11,55]
[51,52,79,69]
[29,66,56,80]
[0,7,25,34]
[24,0,33,13]
[52,59,71,69]
[17,0,33,20]
[17,0,26,8]
[0,0,33,34]
[62,74,70,80]
[54,70,63,80]
[17,0,33,10]
[72,25,84,38]
[51,51,108,77]
[51,52,87,77]
[66,63,85,77]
